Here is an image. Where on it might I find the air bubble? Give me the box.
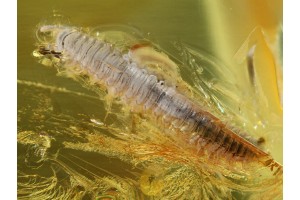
[35,10,70,43]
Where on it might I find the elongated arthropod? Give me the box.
[35,25,281,173]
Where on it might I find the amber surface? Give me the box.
[18,0,282,199]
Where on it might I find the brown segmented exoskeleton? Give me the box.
[34,25,282,175]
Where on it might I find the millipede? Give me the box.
[33,24,282,175]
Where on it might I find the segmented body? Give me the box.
[41,26,274,165]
